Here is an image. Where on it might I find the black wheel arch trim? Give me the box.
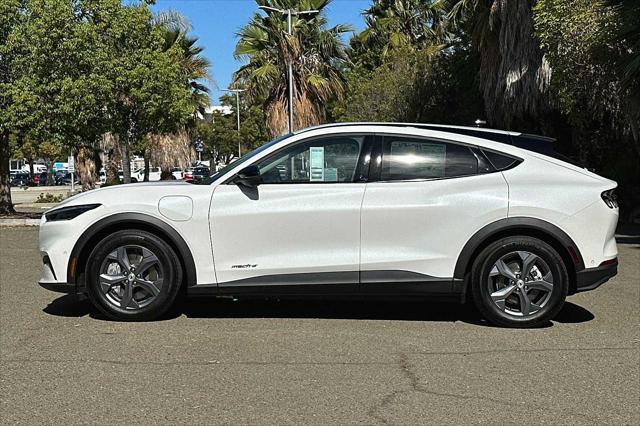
[67,212,197,289]
[453,217,585,281]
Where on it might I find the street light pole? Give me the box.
[287,9,293,134]
[258,5,319,133]
[223,88,245,158]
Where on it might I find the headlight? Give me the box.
[44,204,101,221]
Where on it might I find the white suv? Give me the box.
[38,123,619,326]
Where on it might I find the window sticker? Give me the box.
[324,167,338,182]
[309,147,325,181]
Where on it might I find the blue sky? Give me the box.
[151,0,370,104]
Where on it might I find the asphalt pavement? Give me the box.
[1,227,638,424]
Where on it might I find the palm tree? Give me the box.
[155,11,211,118]
[445,0,552,129]
[233,0,351,136]
[162,30,212,119]
[148,11,211,179]
[351,0,448,69]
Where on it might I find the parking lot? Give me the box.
[0,227,638,424]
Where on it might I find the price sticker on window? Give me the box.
[309,147,325,181]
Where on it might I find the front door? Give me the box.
[210,134,372,294]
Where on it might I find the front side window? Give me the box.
[380,136,480,181]
[256,136,365,184]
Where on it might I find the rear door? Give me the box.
[210,134,373,293]
[360,134,509,294]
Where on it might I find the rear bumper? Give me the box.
[575,258,618,293]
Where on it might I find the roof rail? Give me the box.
[294,122,559,154]
[294,122,518,136]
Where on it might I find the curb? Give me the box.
[0,218,41,227]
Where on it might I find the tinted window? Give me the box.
[483,150,518,170]
[380,137,479,181]
[257,136,365,184]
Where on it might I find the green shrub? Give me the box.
[35,193,65,203]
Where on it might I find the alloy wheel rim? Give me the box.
[98,245,163,310]
[487,251,554,317]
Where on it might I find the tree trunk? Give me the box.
[77,146,96,190]
[103,134,120,185]
[121,138,131,184]
[0,131,15,215]
[143,152,150,182]
[93,148,102,185]
[28,158,34,179]
[46,159,55,185]
[160,167,173,180]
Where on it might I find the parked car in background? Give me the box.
[171,168,183,180]
[34,171,52,186]
[118,171,138,183]
[182,167,195,182]
[10,172,33,187]
[184,166,210,184]
[54,171,68,185]
[132,167,161,182]
[58,172,80,186]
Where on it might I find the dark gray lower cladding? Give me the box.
[188,270,459,298]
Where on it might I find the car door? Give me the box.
[210,134,373,293]
[360,134,509,294]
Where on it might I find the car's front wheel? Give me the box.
[86,230,182,321]
[471,236,568,328]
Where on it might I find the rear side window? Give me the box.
[380,136,479,181]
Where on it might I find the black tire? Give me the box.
[471,236,568,328]
[86,229,182,321]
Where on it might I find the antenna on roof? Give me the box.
[474,119,487,128]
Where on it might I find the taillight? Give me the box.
[601,189,618,209]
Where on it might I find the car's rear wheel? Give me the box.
[471,236,568,328]
[86,230,182,321]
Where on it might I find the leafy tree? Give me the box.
[91,0,193,183]
[233,0,351,136]
[1,0,31,214]
[161,29,212,120]
[350,0,448,70]
[336,44,482,125]
[444,0,552,129]
[148,15,212,181]
[7,0,112,180]
[534,0,639,216]
[197,94,270,166]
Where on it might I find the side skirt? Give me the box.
[187,270,463,301]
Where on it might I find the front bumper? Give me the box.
[39,281,77,294]
[575,258,618,293]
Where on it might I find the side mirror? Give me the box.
[235,165,262,187]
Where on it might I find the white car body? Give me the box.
[38,123,619,324]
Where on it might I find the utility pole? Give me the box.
[223,88,245,158]
[258,5,319,133]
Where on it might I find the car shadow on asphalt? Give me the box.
[43,294,595,328]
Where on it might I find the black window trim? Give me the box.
[480,147,523,171]
[370,133,522,183]
[225,133,376,185]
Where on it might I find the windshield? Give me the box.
[203,134,290,184]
